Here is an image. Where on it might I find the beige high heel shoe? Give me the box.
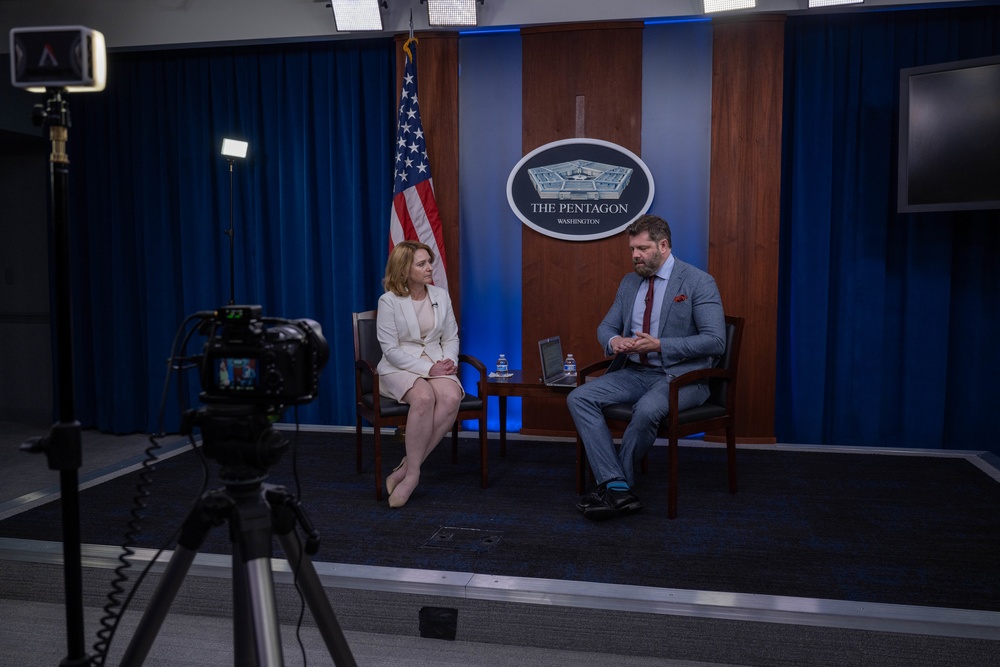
[387,471,417,509]
[385,457,407,497]
[387,489,409,509]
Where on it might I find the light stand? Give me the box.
[220,138,248,305]
[11,26,106,666]
[20,88,91,667]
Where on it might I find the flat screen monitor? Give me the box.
[897,55,1000,213]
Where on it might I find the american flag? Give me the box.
[389,38,448,291]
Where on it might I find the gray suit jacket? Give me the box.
[597,257,726,377]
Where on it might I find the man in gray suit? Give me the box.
[567,214,726,521]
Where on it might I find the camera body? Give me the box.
[199,305,328,407]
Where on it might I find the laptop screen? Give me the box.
[539,337,564,381]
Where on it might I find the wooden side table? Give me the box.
[487,370,575,456]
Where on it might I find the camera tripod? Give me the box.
[119,409,356,666]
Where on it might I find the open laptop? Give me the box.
[538,336,577,387]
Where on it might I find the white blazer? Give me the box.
[376,284,460,377]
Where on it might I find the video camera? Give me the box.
[197,305,329,408]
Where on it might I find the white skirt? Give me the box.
[378,355,466,403]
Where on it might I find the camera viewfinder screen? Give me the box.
[215,357,259,391]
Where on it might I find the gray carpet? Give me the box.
[6,431,999,611]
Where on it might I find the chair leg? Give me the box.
[355,417,363,474]
[499,396,508,458]
[575,437,586,495]
[373,426,383,502]
[451,421,459,464]
[727,423,738,494]
[479,415,489,489]
[668,435,679,520]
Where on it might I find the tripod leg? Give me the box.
[277,529,357,666]
[120,489,234,666]
[119,546,199,667]
[267,488,356,666]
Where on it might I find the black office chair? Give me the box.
[352,310,489,501]
[575,315,745,519]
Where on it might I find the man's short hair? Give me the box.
[627,214,672,248]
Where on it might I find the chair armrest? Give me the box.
[667,367,734,406]
[355,358,379,399]
[577,358,613,384]
[459,353,488,399]
[458,353,487,374]
[355,359,375,376]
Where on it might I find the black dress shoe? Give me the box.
[576,490,604,513]
[575,483,608,513]
[582,488,642,521]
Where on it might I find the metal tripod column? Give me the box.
[230,485,285,666]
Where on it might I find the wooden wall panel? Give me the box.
[520,22,644,436]
[395,33,461,317]
[396,21,784,441]
[707,16,785,443]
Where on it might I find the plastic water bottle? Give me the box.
[496,354,509,376]
[564,353,577,376]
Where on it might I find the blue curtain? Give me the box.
[66,40,395,433]
[778,6,1000,451]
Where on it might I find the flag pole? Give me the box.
[390,9,447,290]
[406,10,416,56]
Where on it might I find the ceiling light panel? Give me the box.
[703,0,755,12]
[808,0,863,6]
[427,0,479,27]
[330,0,384,31]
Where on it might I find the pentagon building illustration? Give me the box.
[527,160,633,200]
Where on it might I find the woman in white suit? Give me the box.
[376,240,464,508]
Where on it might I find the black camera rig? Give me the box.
[197,305,329,408]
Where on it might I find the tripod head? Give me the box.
[181,404,288,485]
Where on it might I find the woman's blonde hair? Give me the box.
[382,240,435,297]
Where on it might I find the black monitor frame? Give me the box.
[897,54,1000,214]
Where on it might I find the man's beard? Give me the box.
[633,249,664,278]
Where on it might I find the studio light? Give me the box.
[220,138,248,305]
[422,0,483,28]
[10,26,107,93]
[221,138,248,159]
[808,0,863,6]
[327,0,386,31]
[703,0,755,12]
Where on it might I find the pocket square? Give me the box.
[674,294,687,302]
